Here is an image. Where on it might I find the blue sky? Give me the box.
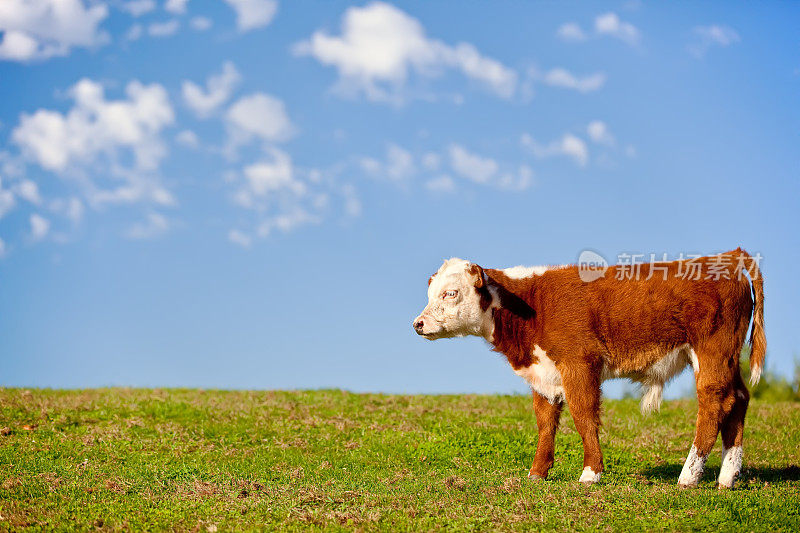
[1,1,798,397]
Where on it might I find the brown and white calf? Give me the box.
[413,249,765,488]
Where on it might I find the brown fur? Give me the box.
[477,248,764,481]
[528,391,562,479]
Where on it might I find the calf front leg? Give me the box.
[561,362,604,484]
[528,390,563,480]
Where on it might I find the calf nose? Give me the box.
[413,318,425,333]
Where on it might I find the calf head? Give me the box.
[413,258,492,340]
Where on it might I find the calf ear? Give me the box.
[468,263,485,288]
[428,275,434,286]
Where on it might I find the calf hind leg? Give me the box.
[679,350,739,488]
[718,373,749,489]
[561,363,604,484]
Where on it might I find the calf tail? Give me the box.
[737,248,766,386]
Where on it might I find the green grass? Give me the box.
[1,389,798,531]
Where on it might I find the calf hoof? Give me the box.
[678,481,699,489]
[717,470,740,490]
[578,467,602,485]
[527,472,546,482]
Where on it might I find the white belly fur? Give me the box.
[514,344,694,413]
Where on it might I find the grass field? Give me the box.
[1,389,798,531]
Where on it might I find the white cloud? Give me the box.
[257,209,317,237]
[226,92,294,148]
[14,179,41,204]
[242,148,304,198]
[542,68,606,93]
[556,22,587,42]
[449,144,498,184]
[50,196,84,222]
[228,156,363,242]
[228,229,252,248]
[359,157,380,176]
[121,0,156,17]
[66,197,84,221]
[360,143,532,191]
[190,16,212,31]
[342,184,361,217]
[594,12,640,46]
[0,0,109,62]
[689,25,740,58]
[521,133,588,167]
[12,78,175,206]
[232,148,320,215]
[587,120,615,145]
[165,0,190,15]
[0,31,39,61]
[359,143,416,181]
[176,129,199,148]
[0,179,15,218]
[126,212,169,239]
[495,165,533,191]
[222,0,277,33]
[294,1,517,102]
[182,62,241,117]
[425,175,455,192]
[0,237,6,257]
[148,19,179,37]
[421,152,441,171]
[0,152,24,179]
[13,79,173,171]
[30,213,50,241]
[90,184,173,206]
[447,144,532,191]
[440,43,517,98]
[695,25,739,46]
[126,24,143,41]
[385,144,414,179]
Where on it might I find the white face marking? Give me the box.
[578,466,602,484]
[678,445,707,487]
[513,345,564,404]
[502,265,549,279]
[718,445,743,489]
[413,258,494,340]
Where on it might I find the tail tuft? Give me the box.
[749,364,762,387]
[640,384,663,415]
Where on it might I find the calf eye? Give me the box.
[443,290,458,299]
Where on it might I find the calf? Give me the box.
[412,249,765,488]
